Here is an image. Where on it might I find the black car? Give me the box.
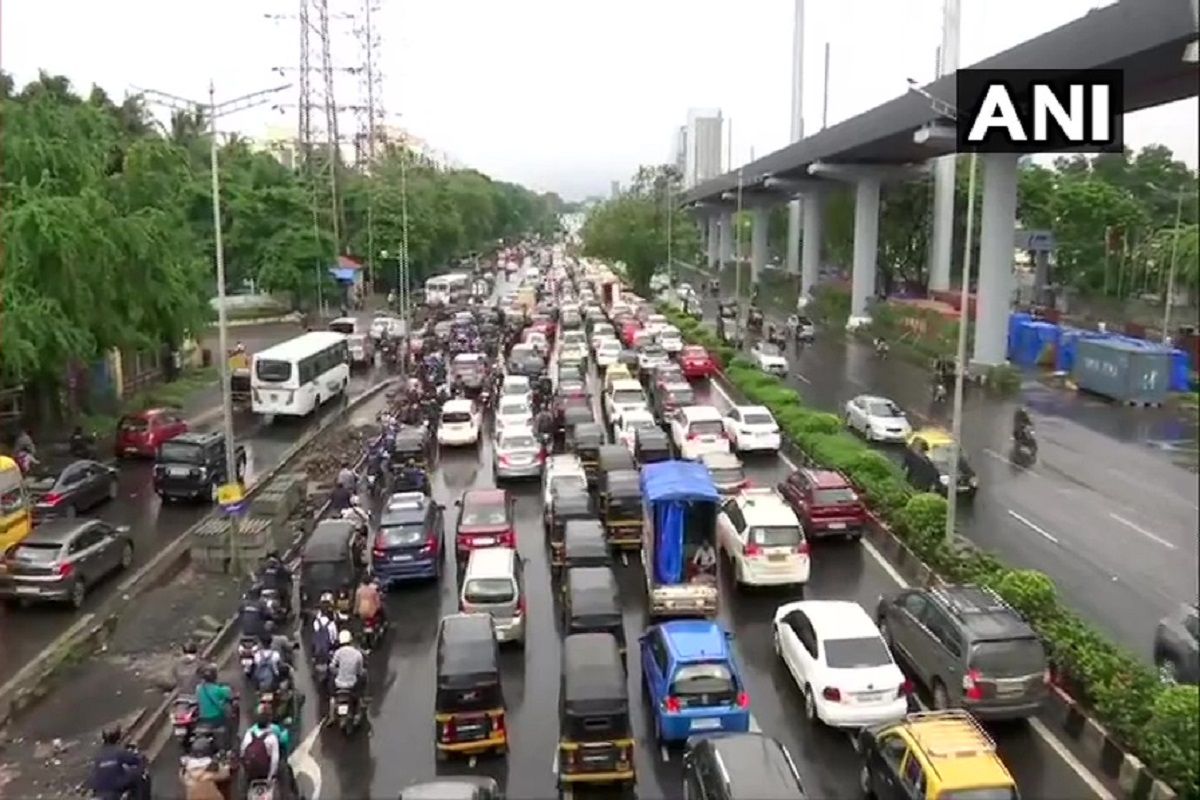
[902,436,977,497]
[153,431,247,502]
[28,459,119,522]
[683,733,807,800]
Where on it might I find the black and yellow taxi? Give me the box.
[557,633,635,787]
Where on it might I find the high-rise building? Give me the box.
[673,125,688,178]
[682,109,723,189]
[610,180,621,199]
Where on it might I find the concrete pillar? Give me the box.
[706,216,720,269]
[800,190,822,301]
[849,177,881,325]
[928,157,956,292]
[751,207,769,284]
[786,198,803,273]
[973,152,1019,367]
[718,213,733,265]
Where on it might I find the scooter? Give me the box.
[331,687,361,733]
[238,638,259,679]
[361,614,387,652]
[171,695,199,748]
[246,778,278,800]
[1013,426,1038,460]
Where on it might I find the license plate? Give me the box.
[174,726,187,736]
[827,522,846,530]
[168,466,190,477]
[391,554,412,562]
[855,692,887,703]
[690,718,722,731]
[474,537,495,546]
[126,447,140,454]
[336,704,349,714]
[767,553,786,562]
[15,586,40,595]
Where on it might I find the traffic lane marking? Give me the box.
[1006,509,1061,545]
[1107,512,1177,551]
[708,376,1115,800]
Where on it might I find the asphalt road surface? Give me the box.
[147,357,1110,799]
[680,272,1200,662]
[0,318,385,683]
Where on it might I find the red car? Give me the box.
[114,408,189,458]
[620,321,642,348]
[680,346,717,379]
[777,468,867,540]
[454,488,516,558]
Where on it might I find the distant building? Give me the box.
[610,180,621,199]
[684,108,723,189]
[673,125,688,177]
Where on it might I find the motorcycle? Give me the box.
[171,695,199,747]
[874,339,889,358]
[932,383,948,404]
[247,778,278,800]
[1013,425,1037,460]
[331,687,361,733]
[238,638,259,679]
[360,614,386,652]
[260,588,289,624]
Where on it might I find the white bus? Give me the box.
[425,273,470,306]
[251,331,351,417]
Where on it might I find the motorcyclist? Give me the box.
[329,481,354,512]
[354,575,384,633]
[336,461,357,492]
[329,629,368,711]
[194,664,236,753]
[311,595,339,675]
[240,707,294,793]
[237,586,267,640]
[873,336,889,355]
[786,313,800,333]
[533,406,556,442]
[451,372,466,398]
[258,552,293,614]
[87,726,150,800]
[172,641,203,695]
[1013,406,1033,441]
[179,735,230,800]
[69,425,94,458]
[13,428,35,458]
[262,620,294,666]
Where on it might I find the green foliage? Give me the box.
[1142,686,1200,797]
[993,569,1058,624]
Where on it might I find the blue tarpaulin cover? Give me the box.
[641,461,719,585]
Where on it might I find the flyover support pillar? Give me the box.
[706,216,720,270]
[850,177,881,327]
[718,213,733,266]
[751,207,769,285]
[928,157,956,292]
[800,190,822,306]
[786,198,803,274]
[973,152,1019,368]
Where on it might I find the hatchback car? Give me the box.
[455,489,516,560]
[114,408,188,458]
[438,399,482,447]
[371,492,445,586]
[28,459,120,522]
[0,519,133,608]
[683,733,807,800]
[750,342,788,376]
[876,584,1049,720]
[778,468,867,540]
[493,427,545,480]
[641,620,751,743]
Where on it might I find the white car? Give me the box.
[595,338,622,369]
[658,325,683,354]
[669,405,731,460]
[636,344,670,374]
[612,408,659,453]
[524,331,549,357]
[369,315,405,342]
[717,487,809,587]
[750,342,789,376]
[437,398,481,446]
[541,454,588,507]
[643,314,669,336]
[500,375,532,405]
[772,600,909,728]
[844,395,912,443]
[723,406,781,453]
[495,397,534,433]
[590,323,615,350]
[604,378,648,422]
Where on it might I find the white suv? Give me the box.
[717,487,810,588]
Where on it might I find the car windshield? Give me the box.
[969,638,1046,678]
[562,332,585,344]
[159,441,204,464]
[867,401,904,418]
[824,636,893,669]
[462,504,508,527]
[814,487,857,505]
[463,578,515,604]
[641,347,666,358]
[671,663,736,696]
[748,526,802,547]
[118,416,149,432]
[558,381,585,395]
[682,347,707,358]
[376,523,426,548]
[613,390,644,405]
[501,434,537,450]
[688,420,723,436]
[13,543,62,563]
[502,382,528,395]
[255,359,292,383]
[442,411,473,424]
[742,412,774,426]
[660,330,681,340]
[757,343,782,357]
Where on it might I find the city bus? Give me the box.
[0,455,33,552]
[425,273,470,306]
[250,331,351,418]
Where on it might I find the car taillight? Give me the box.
[43,493,63,507]
[1042,668,1051,685]
[794,541,810,555]
[897,680,914,698]
[58,562,74,578]
[518,595,527,614]
[745,544,763,557]
[663,696,682,713]
[736,691,750,709]
[500,529,515,547]
[493,713,506,734]
[963,668,984,700]
[443,717,457,740]
[373,544,387,558]
[822,686,842,702]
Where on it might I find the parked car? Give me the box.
[844,395,911,443]
[28,459,119,522]
[0,519,133,608]
[114,408,189,458]
[778,468,867,541]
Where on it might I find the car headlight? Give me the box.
[939,475,950,486]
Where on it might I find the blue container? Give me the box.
[1007,313,1033,360]
[1011,321,1061,368]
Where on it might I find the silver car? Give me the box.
[493,427,545,480]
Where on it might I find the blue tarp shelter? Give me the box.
[641,461,719,585]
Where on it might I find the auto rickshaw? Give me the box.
[599,469,643,549]
[597,445,635,483]
[566,422,605,487]
[633,427,672,466]
[560,404,595,447]
[435,613,508,760]
[299,519,364,619]
[560,519,612,582]
[390,428,432,492]
[227,349,252,413]
[562,566,625,654]
[545,489,598,567]
[558,633,635,787]
[747,305,764,333]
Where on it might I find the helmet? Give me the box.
[189,735,214,758]
[319,592,334,607]
[338,629,353,646]
[200,663,218,682]
[259,631,272,647]
[102,726,122,745]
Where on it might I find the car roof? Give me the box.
[126,407,170,419]
[785,600,879,638]
[621,409,655,423]
[735,488,798,523]
[702,734,802,800]
[453,352,482,362]
[681,405,722,420]
[464,546,517,575]
[502,374,530,385]
[854,394,892,405]
[19,518,96,544]
[928,585,1036,641]
[498,426,536,441]
[660,620,731,662]
[610,378,643,391]
[734,405,771,416]
[463,488,507,506]
[893,711,1013,790]
[443,398,474,412]
[802,468,850,489]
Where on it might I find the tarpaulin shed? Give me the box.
[641,460,719,503]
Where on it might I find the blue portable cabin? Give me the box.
[640,461,720,619]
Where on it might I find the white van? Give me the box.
[460,547,525,644]
[670,405,731,460]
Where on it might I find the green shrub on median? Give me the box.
[658,302,1200,799]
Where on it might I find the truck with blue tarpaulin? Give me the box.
[640,461,720,618]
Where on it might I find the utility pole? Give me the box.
[822,42,831,129]
[137,82,289,575]
[735,167,745,315]
[666,177,674,285]
[786,0,806,275]
[354,0,385,299]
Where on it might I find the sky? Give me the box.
[2,0,1196,201]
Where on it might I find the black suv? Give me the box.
[153,431,246,503]
[683,733,807,800]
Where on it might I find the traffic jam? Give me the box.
[143,244,1103,800]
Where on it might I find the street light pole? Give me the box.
[945,151,977,544]
[735,167,745,319]
[138,80,289,575]
[1161,190,1185,344]
[666,178,674,287]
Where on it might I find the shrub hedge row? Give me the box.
[659,303,1199,799]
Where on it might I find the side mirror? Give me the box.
[454,499,462,507]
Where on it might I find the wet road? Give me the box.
[0,319,386,683]
[148,357,1105,799]
[680,273,1200,660]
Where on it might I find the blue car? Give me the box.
[371,492,444,587]
[640,620,751,743]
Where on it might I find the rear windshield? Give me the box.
[377,524,426,548]
[709,466,744,484]
[742,412,775,426]
[757,343,782,356]
[500,403,530,417]
[824,636,893,669]
[255,359,292,383]
[641,346,666,358]
[612,390,644,405]
[502,383,529,395]
[462,505,508,526]
[453,362,481,374]
[671,663,736,697]
[667,387,695,405]
[463,578,516,604]
[159,441,204,464]
[119,416,149,432]
[442,411,473,424]
[814,487,857,505]
[688,420,723,436]
[14,543,62,563]
[969,638,1046,677]
[748,526,802,547]
[600,341,620,353]
[329,321,355,335]
[940,790,1018,800]
[501,434,537,450]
